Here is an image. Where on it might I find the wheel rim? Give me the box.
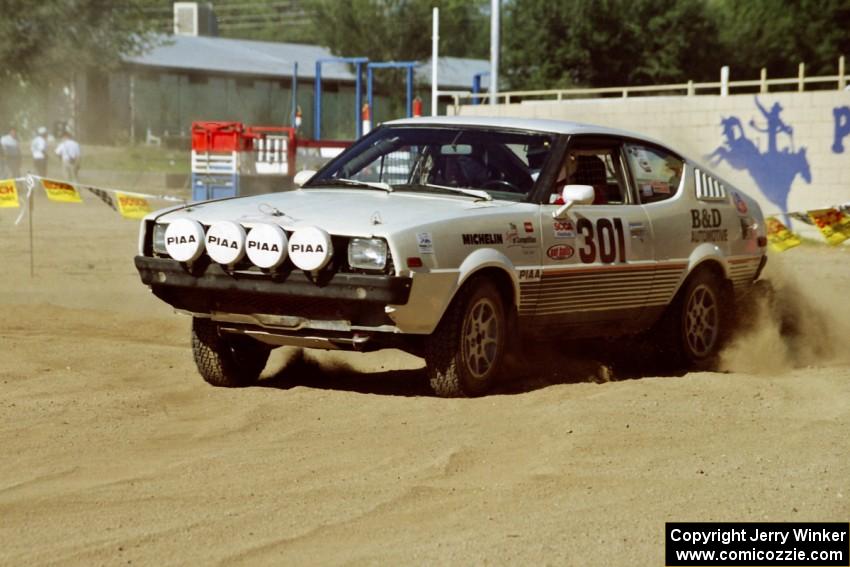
[685,283,719,358]
[462,296,500,380]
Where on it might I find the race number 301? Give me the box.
[577,218,626,263]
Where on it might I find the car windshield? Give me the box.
[307,126,557,201]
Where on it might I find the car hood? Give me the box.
[152,188,517,236]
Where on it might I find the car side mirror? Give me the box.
[552,184,595,218]
[293,169,317,187]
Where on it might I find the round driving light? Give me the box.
[288,226,333,271]
[205,221,246,265]
[245,224,288,269]
[164,218,205,262]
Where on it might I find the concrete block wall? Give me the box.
[457,91,850,228]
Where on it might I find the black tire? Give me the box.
[424,279,507,397]
[669,270,728,368]
[191,317,270,387]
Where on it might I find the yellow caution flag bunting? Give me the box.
[0,179,19,208]
[115,192,152,219]
[42,179,82,203]
[807,208,850,246]
[765,216,802,252]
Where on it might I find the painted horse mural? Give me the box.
[707,97,811,220]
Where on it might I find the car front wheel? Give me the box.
[425,279,507,397]
[191,317,270,387]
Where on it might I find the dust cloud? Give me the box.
[720,251,850,374]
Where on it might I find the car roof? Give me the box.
[385,115,665,144]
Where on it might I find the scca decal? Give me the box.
[462,233,503,245]
[553,219,576,238]
[546,244,575,260]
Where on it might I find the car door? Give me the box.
[526,136,655,336]
[621,141,693,323]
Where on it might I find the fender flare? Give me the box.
[455,247,521,308]
[685,243,732,281]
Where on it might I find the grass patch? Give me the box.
[81,144,190,174]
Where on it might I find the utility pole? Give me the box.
[490,0,500,105]
[432,7,439,116]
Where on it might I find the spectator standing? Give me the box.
[55,130,81,182]
[1,126,22,178]
[31,126,48,177]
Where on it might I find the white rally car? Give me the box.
[135,117,768,396]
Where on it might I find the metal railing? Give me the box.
[437,56,848,113]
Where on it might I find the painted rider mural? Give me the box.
[707,97,811,225]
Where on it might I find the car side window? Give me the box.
[549,146,628,205]
[624,144,684,204]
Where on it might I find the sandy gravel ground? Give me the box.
[1,191,848,566]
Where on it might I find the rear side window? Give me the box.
[625,144,684,204]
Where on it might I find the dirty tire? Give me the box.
[673,270,728,369]
[191,317,270,387]
[425,279,507,397]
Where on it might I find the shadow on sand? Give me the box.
[256,338,687,398]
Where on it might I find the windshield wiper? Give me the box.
[319,178,393,192]
[394,183,492,201]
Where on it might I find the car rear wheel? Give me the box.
[676,270,727,367]
[425,280,507,397]
[191,317,270,387]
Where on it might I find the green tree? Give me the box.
[711,0,850,79]
[306,0,488,119]
[0,0,160,85]
[207,0,319,44]
[309,0,489,62]
[503,0,722,89]
[0,0,161,129]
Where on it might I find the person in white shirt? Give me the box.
[31,126,48,177]
[55,130,81,182]
[0,126,21,178]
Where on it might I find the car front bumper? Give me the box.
[134,256,413,333]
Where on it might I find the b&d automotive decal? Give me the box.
[690,208,728,243]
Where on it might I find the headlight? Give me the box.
[348,238,387,271]
[152,223,168,255]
